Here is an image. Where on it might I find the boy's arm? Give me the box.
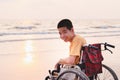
[55,55,77,68]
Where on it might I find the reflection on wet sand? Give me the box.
[24,40,34,64]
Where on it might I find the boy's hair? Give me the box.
[57,19,73,30]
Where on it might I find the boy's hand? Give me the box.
[54,59,63,69]
[54,62,59,69]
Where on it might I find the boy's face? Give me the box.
[58,27,74,42]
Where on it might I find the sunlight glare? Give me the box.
[24,53,33,64]
[25,40,33,52]
[24,40,34,64]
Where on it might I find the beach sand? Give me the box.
[0,36,120,80]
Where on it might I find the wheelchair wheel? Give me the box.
[96,64,118,80]
[45,76,50,80]
[57,68,89,80]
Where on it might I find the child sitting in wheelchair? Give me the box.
[46,19,103,80]
[45,18,117,79]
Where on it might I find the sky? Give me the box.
[0,0,120,20]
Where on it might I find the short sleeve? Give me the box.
[69,35,86,57]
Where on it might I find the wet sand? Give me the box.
[0,36,120,80]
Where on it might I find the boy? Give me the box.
[55,19,86,68]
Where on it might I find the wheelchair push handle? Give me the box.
[103,42,115,54]
[104,42,115,48]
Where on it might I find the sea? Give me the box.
[0,19,120,42]
[0,19,120,80]
[0,19,58,42]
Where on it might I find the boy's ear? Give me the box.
[71,28,74,32]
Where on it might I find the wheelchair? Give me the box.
[45,43,118,80]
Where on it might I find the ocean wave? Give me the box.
[0,37,58,43]
[0,29,120,36]
[76,30,120,34]
[84,34,120,37]
[91,25,120,29]
[0,31,58,36]
[8,26,37,30]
